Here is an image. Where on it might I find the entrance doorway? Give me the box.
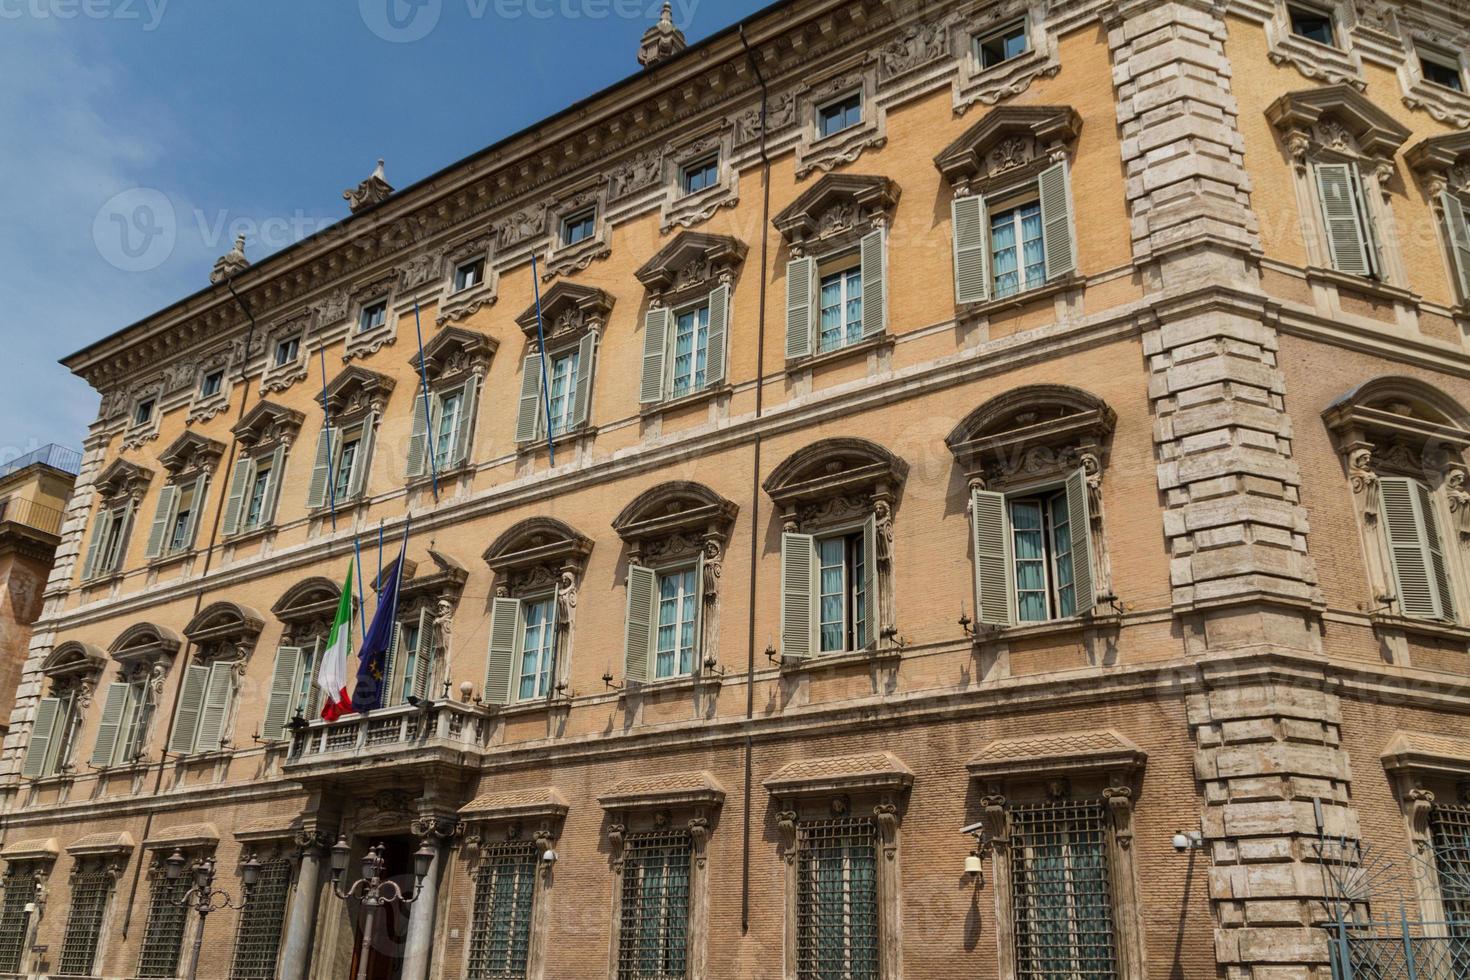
[347,835,419,980]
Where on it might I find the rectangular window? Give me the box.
[818,264,863,353]
[545,349,580,438]
[398,620,423,705]
[100,505,129,573]
[680,155,719,196]
[245,461,272,531]
[58,867,113,977]
[670,305,709,398]
[0,868,37,974]
[119,680,152,765]
[1009,491,1076,623]
[358,299,388,334]
[817,92,863,139]
[433,390,463,471]
[796,817,879,980]
[617,830,692,980]
[1314,162,1377,277]
[991,199,1046,299]
[454,257,486,293]
[817,532,868,653]
[229,857,291,980]
[137,868,191,977]
[1288,4,1335,46]
[1431,804,1470,931]
[976,21,1029,69]
[517,598,557,702]
[654,568,699,679]
[1009,799,1118,980]
[201,370,224,398]
[1422,52,1465,92]
[562,208,597,247]
[467,842,539,980]
[274,336,299,367]
[168,481,197,554]
[133,399,155,426]
[334,432,361,503]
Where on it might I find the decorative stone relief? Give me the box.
[793,59,887,180]
[950,4,1059,114]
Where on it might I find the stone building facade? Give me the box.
[5,0,1470,978]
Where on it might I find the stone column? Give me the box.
[401,819,452,980]
[281,832,329,980]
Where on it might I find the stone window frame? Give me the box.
[340,272,400,364]
[306,366,396,516]
[138,826,219,979]
[1393,18,1470,129]
[794,54,886,180]
[259,309,313,395]
[223,827,299,980]
[0,839,56,975]
[23,642,107,780]
[945,385,1118,636]
[372,548,466,707]
[1265,0,1366,89]
[147,432,225,566]
[633,232,747,413]
[97,624,182,770]
[1381,729,1470,928]
[764,438,908,663]
[480,518,593,708]
[966,730,1147,980]
[59,834,133,979]
[171,603,263,758]
[264,577,352,737]
[1266,84,1412,289]
[120,378,165,452]
[1405,132,1470,311]
[406,327,496,487]
[223,401,304,540]
[81,459,153,585]
[772,174,899,371]
[598,773,724,980]
[543,179,611,280]
[455,789,568,980]
[436,233,498,328]
[186,341,244,425]
[659,123,739,233]
[611,482,737,689]
[512,282,612,452]
[764,752,911,980]
[1323,376,1470,646]
[950,0,1060,114]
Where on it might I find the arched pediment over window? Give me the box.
[43,641,106,679]
[613,482,738,544]
[946,385,1116,489]
[182,601,265,645]
[763,438,909,519]
[1323,376,1470,475]
[483,517,593,579]
[108,623,182,664]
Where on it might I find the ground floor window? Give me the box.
[58,867,114,977]
[229,857,292,980]
[136,865,192,978]
[0,866,38,973]
[796,817,879,979]
[1009,799,1118,980]
[467,842,539,980]
[617,829,692,980]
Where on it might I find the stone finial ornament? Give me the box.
[210,234,249,284]
[638,2,686,68]
[344,159,394,214]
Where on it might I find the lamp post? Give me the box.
[164,849,260,980]
[328,836,434,980]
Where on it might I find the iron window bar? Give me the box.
[229,858,291,980]
[1009,799,1119,980]
[617,829,692,980]
[796,816,880,980]
[57,870,113,978]
[467,842,538,980]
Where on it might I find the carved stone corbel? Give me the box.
[688,814,711,870]
[979,791,1008,850]
[1349,447,1379,523]
[776,808,798,865]
[1407,787,1436,852]
[607,820,627,871]
[873,799,899,861]
[1103,782,1134,850]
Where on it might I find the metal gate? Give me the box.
[1326,909,1470,980]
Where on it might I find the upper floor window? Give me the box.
[309,412,377,510]
[1379,476,1457,622]
[989,197,1046,298]
[82,459,153,582]
[22,642,105,779]
[274,335,300,367]
[200,370,224,399]
[92,674,154,768]
[634,232,743,407]
[133,399,155,427]
[1406,133,1470,308]
[263,639,325,740]
[381,607,439,707]
[1313,161,1379,278]
[512,282,609,446]
[147,433,222,562]
[167,650,240,757]
[357,298,388,334]
[976,21,1029,69]
[1289,3,1335,46]
[405,329,491,481]
[680,154,719,196]
[453,257,486,293]
[817,261,864,354]
[561,207,597,247]
[817,92,863,139]
[224,400,302,537]
[1421,50,1465,93]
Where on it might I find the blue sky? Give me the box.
[0,0,771,463]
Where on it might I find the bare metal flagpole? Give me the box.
[529,252,556,466]
[316,342,339,530]
[412,299,441,501]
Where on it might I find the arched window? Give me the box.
[262,578,347,741]
[171,603,263,757]
[20,642,106,779]
[88,624,182,770]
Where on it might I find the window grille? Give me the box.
[229,858,292,980]
[796,817,879,980]
[0,868,36,973]
[467,842,538,980]
[617,829,691,980]
[1009,799,1118,980]
[136,870,191,978]
[1431,803,1470,931]
[58,869,113,977]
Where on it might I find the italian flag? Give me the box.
[316,560,354,721]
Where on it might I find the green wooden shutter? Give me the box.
[168,664,210,755]
[259,445,287,527]
[407,395,431,478]
[484,598,522,706]
[115,682,144,765]
[785,257,815,360]
[22,697,62,778]
[973,488,1013,628]
[705,284,730,387]
[571,332,597,429]
[1315,162,1372,276]
[112,503,136,573]
[1418,481,1457,622]
[452,377,479,467]
[1065,468,1096,615]
[952,194,989,304]
[89,683,131,767]
[195,661,235,753]
[180,475,207,552]
[304,638,326,719]
[640,307,670,405]
[1379,477,1444,620]
[780,532,817,659]
[262,647,304,741]
[81,506,112,580]
[1039,160,1077,280]
[860,228,886,338]
[515,355,544,444]
[348,416,375,499]
[862,514,879,649]
[383,622,404,708]
[623,565,657,684]
[306,427,335,510]
[221,455,253,537]
[143,485,179,560]
[410,608,434,701]
[1441,192,1470,303]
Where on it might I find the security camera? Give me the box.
[541,849,557,863]
[959,821,986,837]
[1172,831,1203,852]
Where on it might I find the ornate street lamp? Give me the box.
[328,836,434,980]
[164,849,260,980]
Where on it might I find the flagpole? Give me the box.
[378,518,384,591]
[317,342,339,531]
[352,534,368,636]
[412,300,441,502]
[529,252,556,467]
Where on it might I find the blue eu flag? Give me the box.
[352,546,404,713]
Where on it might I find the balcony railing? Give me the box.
[0,444,81,480]
[286,700,485,764]
[0,497,64,537]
